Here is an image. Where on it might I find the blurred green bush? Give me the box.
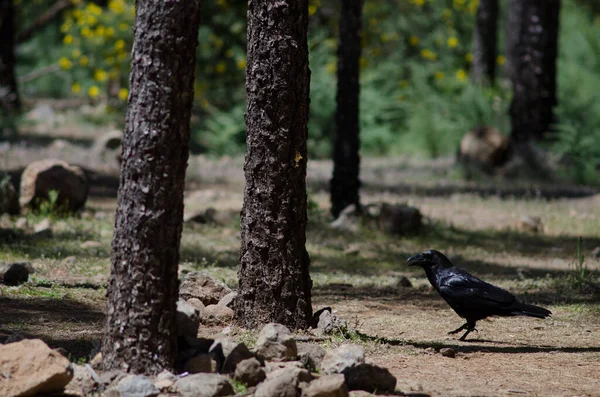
[13,0,600,183]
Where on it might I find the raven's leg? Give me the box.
[458,321,477,341]
[448,322,469,335]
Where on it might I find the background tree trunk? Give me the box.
[504,0,524,82]
[330,0,363,218]
[236,0,312,330]
[471,0,499,85]
[102,0,201,374]
[508,0,561,143]
[0,0,20,116]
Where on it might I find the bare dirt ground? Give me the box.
[1,117,600,396]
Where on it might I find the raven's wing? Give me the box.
[437,269,516,310]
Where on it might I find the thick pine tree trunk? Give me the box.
[471,0,499,85]
[102,0,201,374]
[0,0,20,117]
[508,0,561,143]
[236,0,312,330]
[505,0,524,81]
[330,0,362,218]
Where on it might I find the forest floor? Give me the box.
[1,113,600,396]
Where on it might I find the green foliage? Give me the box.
[13,0,600,177]
[230,378,248,395]
[568,237,590,290]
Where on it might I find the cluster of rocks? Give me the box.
[331,203,423,236]
[178,271,237,327]
[1,325,396,397]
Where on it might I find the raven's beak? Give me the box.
[407,253,425,266]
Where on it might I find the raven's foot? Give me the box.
[448,323,469,335]
[458,326,478,341]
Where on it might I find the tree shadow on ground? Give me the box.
[0,296,104,360]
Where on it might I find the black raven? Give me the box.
[407,249,551,341]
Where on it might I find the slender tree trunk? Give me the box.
[471,0,499,85]
[508,0,561,143]
[236,0,312,330]
[102,0,201,374]
[330,0,362,218]
[0,0,20,116]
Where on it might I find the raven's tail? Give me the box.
[510,302,552,319]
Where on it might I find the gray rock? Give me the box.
[33,218,53,238]
[14,217,28,229]
[234,357,266,386]
[177,299,200,338]
[440,347,456,358]
[330,205,360,233]
[297,343,327,371]
[316,310,346,335]
[591,246,600,258]
[113,375,159,397]
[65,364,97,396]
[217,291,237,308]
[202,305,234,325]
[255,323,297,361]
[186,297,206,315]
[321,344,396,393]
[302,374,348,397]
[255,367,312,397]
[516,215,543,233]
[378,203,422,235]
[0,261,34,285]
[185,354,218,374]
[154,370,176,391]
[174,373,234,397]
[209,337,254,374]
[80,240,102,249]
[179,271,232,305]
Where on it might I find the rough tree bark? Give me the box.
[0,0,20,115]
[508,0,561,143]
[505,0,524,81]
[236,0,313,330]
[330,0,363,218]
[102,0,201,374]
[471,0,499,85]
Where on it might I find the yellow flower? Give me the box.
[105,27,115,37]
[325,62,336,74]
[442,8,452,19]
[409,35,419,46]
[453,0,465,10]
[79,55,88,66]
[86,15,98,25]
[308,5,317,16]
[63,34,73,45]
[72,49,81,58]
[96,26,105,37]
[399,79,409,88]
[94,69,108,82]
[118,88,128,101]
[447,36,458,48]
[58,57,72,70]
[434,71,445,80]
[88,86,100,98]
[465,52,473,63]
[421,49,437,61]
[414,0,425,5]
[108,0,125,15]
[60,22,71,33]
[497,55,506,65]
[119,22,129,31]
[456,69,467,82]
[71,82,81,94]
[215,62,226,74]
[115,40,126,51]
[86,3,103,16]
[236,58,246,70]
[81,26,92,38]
